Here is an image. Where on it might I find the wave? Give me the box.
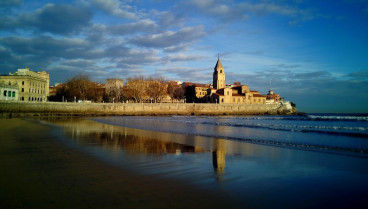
[172,114,368,122]
[128,117,368,138]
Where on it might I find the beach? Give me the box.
[0,118,237,209]
[1,115,368,209]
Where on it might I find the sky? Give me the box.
[0,0,368,113]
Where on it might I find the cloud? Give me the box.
[91,0,138,19]
[108,19,158,35]
[18,4,92,35]
[156,66,211,82]
[0,0,22,8]
[163,43,191,52]
[106,46,160,65]
[239,2,298,16]
[270,64,301,69]
[186,0,317,24]
[129,26,206,48]
[186,0,247,21]
[0,36,98,59]
[347,70,368,80]
[156,11,186,29]
[162,54,206,63]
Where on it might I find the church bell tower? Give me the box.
[213,56,225,89]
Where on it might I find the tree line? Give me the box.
[49,74,185,103]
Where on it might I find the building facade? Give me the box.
[105,79,124,95]
[0,68,49,102]
[0,81,18,101]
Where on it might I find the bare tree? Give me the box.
[146,81,167,103]
[123,77,146,102]
[56,74,95,102]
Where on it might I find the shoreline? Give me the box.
[0,118,239,209]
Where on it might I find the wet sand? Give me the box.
[0,118,238,209]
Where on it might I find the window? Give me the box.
[12,91,15,97]
[8,81,11,85]
[3,90,7,96]
[221,98,224,103]
[8,91,11,97]
[233,98,235,102]
[22,88,24,92]
[22,81,24,85]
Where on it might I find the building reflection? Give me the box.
[52,118,208,155]
[50,119,228,174]
[212,139,226,174]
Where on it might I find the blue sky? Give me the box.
[1,0,368,113]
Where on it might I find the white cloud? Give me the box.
[91,0,138,19]
[129,26,206,48]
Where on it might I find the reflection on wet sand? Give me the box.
[51,118,228,173]
[213,140,226,173]
[53,119,208,154]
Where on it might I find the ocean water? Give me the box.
[93,113,368,154]
[50,113,368,209]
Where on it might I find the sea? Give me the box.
[49,113,368,209]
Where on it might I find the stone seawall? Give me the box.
[0,101,286,117]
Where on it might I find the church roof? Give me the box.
[214,58,224,70]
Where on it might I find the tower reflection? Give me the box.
[212,139,226,174]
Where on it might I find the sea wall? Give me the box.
[0,101,293,117]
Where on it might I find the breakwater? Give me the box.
[0,101,295,117]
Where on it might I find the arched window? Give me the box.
[8,91,11,97]
[22,81,24,85]
[12,91,15,97]
[221,98,224,103]
[3,90,6,96]
[8,81,11,85]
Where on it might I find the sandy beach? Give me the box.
[0,118,238,209]
[2,116,368,209]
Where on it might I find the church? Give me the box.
[208,57,267,104]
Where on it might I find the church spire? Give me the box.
[214,56,224,72]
